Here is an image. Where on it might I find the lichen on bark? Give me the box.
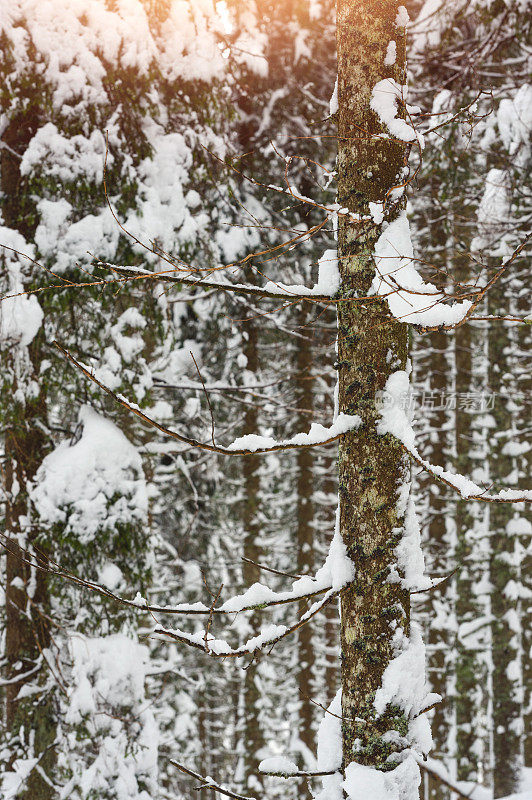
[336,0,413,773]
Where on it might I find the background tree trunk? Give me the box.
[1,113,55,800]
[241,311,266,793]
[295,303,316,798]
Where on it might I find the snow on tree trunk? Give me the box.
[0,113,56,800]
[336,2,429,797]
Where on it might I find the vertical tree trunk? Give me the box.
[516,275,532,771]
[295,303,316,798]
[454,315,486,786]
[488,291,521,798]
[241,312,266,793]
[336,0,411,773]
[422,330,453,800]
[450,186,490,787]
[1,117,55,800]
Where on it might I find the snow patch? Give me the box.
[384,41,397,66]
[344,757,420,800]
[395,6,410,27]
[0,228,43,348]
[31,406,147,543]
[227,411,360,452]
[259,756,298,776]
[370,80,421,145]
[315,690,343,800]
[263,248,340,297]
[371,212,472,326]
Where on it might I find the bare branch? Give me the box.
[417,758,484,800]
[419,231,532,332]
[410,567,459,595]
[241,557,302,580]
[259,766,337,779]
[168,760,257,800]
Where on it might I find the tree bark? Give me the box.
[241,312,266,793]
[295,303,316,798]
[422,330,453,800]
[336,0,410,772]
[488,287,522,798]
[1,115,55,800]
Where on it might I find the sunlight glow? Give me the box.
[216,0,233,35]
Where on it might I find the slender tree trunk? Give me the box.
[1,116,55,800]
[241,313,266,793]
[423,330,453,800]
[450,185,490,787]
[295,304,316,797]
[454,312,485,786]
[336,0,411,772]
[516,273,532,770]
[322,343,341,708]
[488,290,521,798]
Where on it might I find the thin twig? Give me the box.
[417,759,481,800]
[410,567,459,595]
[190,351,216,447]
[242,557,302,580]
[53,341,357,457]
[168,760,257,800]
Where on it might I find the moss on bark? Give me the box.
[336,0,411,772]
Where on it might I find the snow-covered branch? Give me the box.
[168,760,257,800]
[379,371,531,504]
[54,342,361,456]
[153,590,337,659]
[259,756,336,779]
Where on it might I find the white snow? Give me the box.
[0,287,43,348]
[21,123,107,183]
[368,201,385,224]
[98,563,124,592]
[390,487,432,592]
[395,6,410,27]
[219,510,353,613]
[0,229,43,348]
[498,84,532,158]
[384,41,397,66]
[344,757,420,800]
[370,80,421,145]
[378,370,532,501]
[31,406,147,542]
[371,212,472,326]
[263,248,340,298]
[374,623,429,721]
[0,758,40,800]
[330,77,339,115]
[1,0,225,114]
[315,690,343,800]
[228,411,360,452]
[62,632,158,800]
[259,756,298,776]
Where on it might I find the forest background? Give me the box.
[0,1,530,800]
